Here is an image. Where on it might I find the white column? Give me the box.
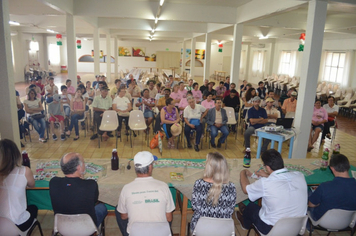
[268,42,275,76]
[43,34,49,71]
[190,38,196,80]
[182,41,186,73]
[0,0,20,147]
[93,28,100,76]
[114,36,118,79]
[106,33,111,83]
[66,13,77,89]
[204,33,212,81]
[230,24,243,85]
[292,0,327,159]
[245,44,251,80]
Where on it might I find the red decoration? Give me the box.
[76,40,81,49]
[56,34,62,46]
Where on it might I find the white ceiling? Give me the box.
[8,0,356,44]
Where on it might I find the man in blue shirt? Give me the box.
[308,154,356,221]
[244,96,270,154]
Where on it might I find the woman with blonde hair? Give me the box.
[190,152,236,234]
[0,139,38,232]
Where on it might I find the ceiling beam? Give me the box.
[78,16,98,28]
[235,0,307,24]
[38,0,74,15]
[73,0,237,24]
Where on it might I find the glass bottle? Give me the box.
[111,149,119,170]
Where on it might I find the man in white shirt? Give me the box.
[322,96,339,141]
[265,97,280,124]
[183,96,208,152]
[116,151,175,236]
[237,149,307,234]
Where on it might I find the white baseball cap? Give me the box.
[134,151,158,168]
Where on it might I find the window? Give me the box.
[251,50,266,77]
[278,51,297,77]
[323,52,345,83]
[48,43,60,65]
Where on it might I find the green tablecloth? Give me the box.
[27,159,356,210]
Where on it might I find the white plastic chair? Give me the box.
[98,110,118,148]
[192,217,235,236]
[247,215,308,236]
[128,110,147,148]
[307,209,356,235]
[78,111,89,137]
[225,106,238,140]
[0,217,44,236]
[130,222,171,236]
[53,213,104,236]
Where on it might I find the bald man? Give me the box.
[49,153,107,228]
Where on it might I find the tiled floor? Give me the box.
[17,74,356,236]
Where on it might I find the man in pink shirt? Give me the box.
[178,82,188,98]
[66,79,76,96]
[215,81,226,98]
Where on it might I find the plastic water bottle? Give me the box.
[111,149,119,170]
[320,148,329,171]
[22,151,31,168]
[243,148,251,168]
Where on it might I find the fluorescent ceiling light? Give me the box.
[160,0,165,6]
[46,29,55,33]
[151,29,155,33]
[9,21,20,26]
[259,35,269,40]
[83,38,88,40]
[155,18,158,24]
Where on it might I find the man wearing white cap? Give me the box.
[116,151,175,236]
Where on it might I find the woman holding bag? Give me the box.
[161,98,181,148]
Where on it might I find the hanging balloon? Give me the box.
[218,43,223,52]
[298,33,305,52]
[76,40,81,49]
[56,34,62,46]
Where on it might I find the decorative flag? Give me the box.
[100,50,103,58]
[56,34,62,46]
[218,43,223,53]
[298,33,305,52]
[91,50,94,58]
[76,40,81,49]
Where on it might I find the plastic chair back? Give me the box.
[225,107,237,125]
[130,222,171,236]
[129,110,147,131]
[261,216,308,236]
[193,217,234,236]
[99,110,118,132]
[54,214,98,236]
[312,209,356,230]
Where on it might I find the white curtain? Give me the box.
[342,50,354,87]
[156,51,180,69]
[277,51,297,77]
[251,50,266,78]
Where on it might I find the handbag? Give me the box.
[31,114,45,120]
[190,118,200,126]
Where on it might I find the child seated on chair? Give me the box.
[48,94,66,141]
